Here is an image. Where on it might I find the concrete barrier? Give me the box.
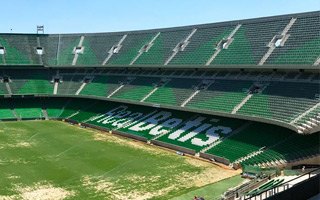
[112,130,148,142]
[151,140,196,155]
[200,152,230,165]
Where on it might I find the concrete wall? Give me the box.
[199,152,230,165]
[151,140,196,155]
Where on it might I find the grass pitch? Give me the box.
[0,120,240,200]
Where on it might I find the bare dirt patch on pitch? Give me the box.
[0,127,28,134]
[82,162,239,200]
[19,185,75,200]
[91,130,172,156]
[0,142,33,151]
[93,131,240,186]
[0,196,14,200]
[63,122,241,199]
[8,142,32,148]
[0,182,75,200]
[82,175,176,200]
[183,157,240,187]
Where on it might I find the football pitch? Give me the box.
[0,120,241,200]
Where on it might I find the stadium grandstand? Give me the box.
[0,10,319,200]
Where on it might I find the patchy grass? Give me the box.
[0,121,239,199]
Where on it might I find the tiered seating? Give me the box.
[82,99,244,143]
[0,96,317,167]
[80,34,123,65]
[238,82,319,122]
[0,35,38,65]
[242,132,320,166]
[108,32,155,65]
[1,69,317,131]
[238,95,274,119]
[50,98,320,161]
[69,101,108,122]
[134,30,191,65]
[111,77,159,101]
[69,100,136,123]
[186,80,252,113]
[0,12,318,67]
[0,82,8,95]
[45,98,68,118]
[0,100,15,119]
[311,73,320,82]
[297,72,314,80]
[284,72,300,79]
[39,35,59,65]
[155,115,244,152]
[59,98,100,119]
[246,179,285,196]
[85,101,161,139]
[266,15,320,65]
[205,123,293,162]
[294,105,320,128]
[11,70,53,94]
[80,75,128,97]
[0,12,319,67]
[57,75,84,95]
[13,99,43,119]
[5,71,27,94]
[4,70,52,94]
[55,35,80,65]
[211,19,288,65]
[145,78,200,106]
[75,39,99,65]
[168,26,234,65]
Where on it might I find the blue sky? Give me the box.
[1,0,319,34]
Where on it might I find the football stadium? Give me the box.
[0,1,319,199]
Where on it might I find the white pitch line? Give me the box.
[27,132,42,140]
[55,139,90,158]
[55,145,79,157]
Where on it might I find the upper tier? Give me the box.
[0,11,319,68]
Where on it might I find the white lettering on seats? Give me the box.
[191,126,232,146]
[129,111,172,132]
[168,117,206,140]
[149,118,182,136]
[96,106,128,123]
[89,105,233,147]
[178,123,211,142]
[102,110,131,124]
[112,112,143,128]
[88,114,105,122]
